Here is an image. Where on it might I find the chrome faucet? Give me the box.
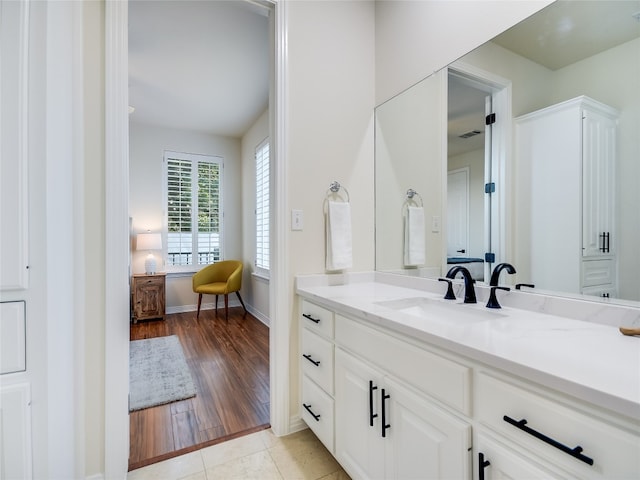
[489,262,516,286]
[445,266,477,303]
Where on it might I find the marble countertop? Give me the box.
[296,275,640,420]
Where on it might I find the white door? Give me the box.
[582,108,616,258]
[447,168,469,258]
[335,348,385,480]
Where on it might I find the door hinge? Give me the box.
[485,113,496,125]
[485,182,495,194]
[485,252,495,263]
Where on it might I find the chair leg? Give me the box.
[197,294,203,320]
[224,294,229,321]
[215,295,218,314]
[236,291,248,316]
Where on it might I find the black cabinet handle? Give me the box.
[303,403,321,421]
[478,452,491,480]
[302,313,320,324]
[369,381,378,426]
[503,415,593,465]
[600,232,611,253]
[302,354,320,366]
[381,388,391,438]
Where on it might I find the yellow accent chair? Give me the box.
[192,260,247,320]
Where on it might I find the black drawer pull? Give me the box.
[478,452,491,480]
[369,380,378,426]
[503,415,594,465]
[381,388,391,438]
[302,354,320,366]
[302,313,320,324]
[303,403,320,421]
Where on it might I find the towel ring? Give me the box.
[327,181,350,203]
[405,188,423,207]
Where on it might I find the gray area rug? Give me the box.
[129,335,197,411]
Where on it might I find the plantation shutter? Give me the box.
[255,140,269,273]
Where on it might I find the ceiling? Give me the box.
[448,0,640,157]
[128,0,269,138]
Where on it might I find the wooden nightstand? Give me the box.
[132,273,166,322]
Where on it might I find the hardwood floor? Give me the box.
[128,307,270,471]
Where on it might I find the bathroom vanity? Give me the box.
[297,273,640,480]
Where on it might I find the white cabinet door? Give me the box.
[384,377,471,480]
[476,432,578,480]
[335,348,385,480]
[335,347,472,480]
[582,108,616,258]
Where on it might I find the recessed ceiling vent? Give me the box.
[458,130,482,139]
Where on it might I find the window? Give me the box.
[164,151,222,269]
[255,139,270,276]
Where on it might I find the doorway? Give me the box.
[126,0,274,470]
[446,65,511,282]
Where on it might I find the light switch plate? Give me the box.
[432,215,440,232]
[292,209,304,231]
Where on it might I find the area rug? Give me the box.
[129,335,197,411]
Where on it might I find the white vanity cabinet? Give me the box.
[299,300,336,452]
[334,314,472,480]
[515,96,618,298]
[297,290,640,480]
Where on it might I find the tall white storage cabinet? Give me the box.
[515,96,618,297]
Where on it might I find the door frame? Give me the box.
[104,1,290,477]
[445,63,512,279]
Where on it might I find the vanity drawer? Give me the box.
[335,314,471,415]
[301,374,334,453]
[301,300,334,339]
[476,371,640,478]
[301,327,334,394]
[581,259,614,287]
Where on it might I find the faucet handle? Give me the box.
[487,286,510,309]
[438,278,456,300]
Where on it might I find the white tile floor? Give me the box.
[127,428,351,480]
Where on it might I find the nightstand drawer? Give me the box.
[132,273,166,321]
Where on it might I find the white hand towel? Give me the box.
[404,206,425,266]
[326,201,353,271]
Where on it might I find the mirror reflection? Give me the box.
[375,0,640,303]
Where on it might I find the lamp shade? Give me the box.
[137,233,162,251]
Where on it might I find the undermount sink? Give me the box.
[375,296,505,324]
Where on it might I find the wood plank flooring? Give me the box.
[128,307,270,471]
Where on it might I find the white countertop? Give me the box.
[296,276,640,420]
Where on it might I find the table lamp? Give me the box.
[137,232,162,274]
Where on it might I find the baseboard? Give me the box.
[288,414,307,434]
[247,304,270,327]
[167,301,271,328]
[85,474,105,480]
[166,299,241,315]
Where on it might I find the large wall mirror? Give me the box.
[375,0,640,304]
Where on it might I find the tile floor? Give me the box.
[127,428,351,480]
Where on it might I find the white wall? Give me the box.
[128,121,243,310]
[285,0,376,421]
[241,109,270,324]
